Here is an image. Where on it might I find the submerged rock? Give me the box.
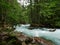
[47,28,56,32]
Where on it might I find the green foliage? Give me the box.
[0,0,23,26]
[28,0,60,28]
[0,0,60,28]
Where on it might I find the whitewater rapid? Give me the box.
[15,24,60,45]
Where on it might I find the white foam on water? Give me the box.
[15,24,60,45]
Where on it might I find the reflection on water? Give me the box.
[15,24,60,45]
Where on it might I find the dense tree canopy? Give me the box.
[28,0,60,28]
[0,0,23,29]
[0,0,60,28]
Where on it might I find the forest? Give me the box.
[0,0,60,28]
[0,0,60,45]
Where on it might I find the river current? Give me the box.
[15,24,60,45]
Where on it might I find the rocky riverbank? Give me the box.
[0,31,55,45]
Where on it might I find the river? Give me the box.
[15,24,60,45]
